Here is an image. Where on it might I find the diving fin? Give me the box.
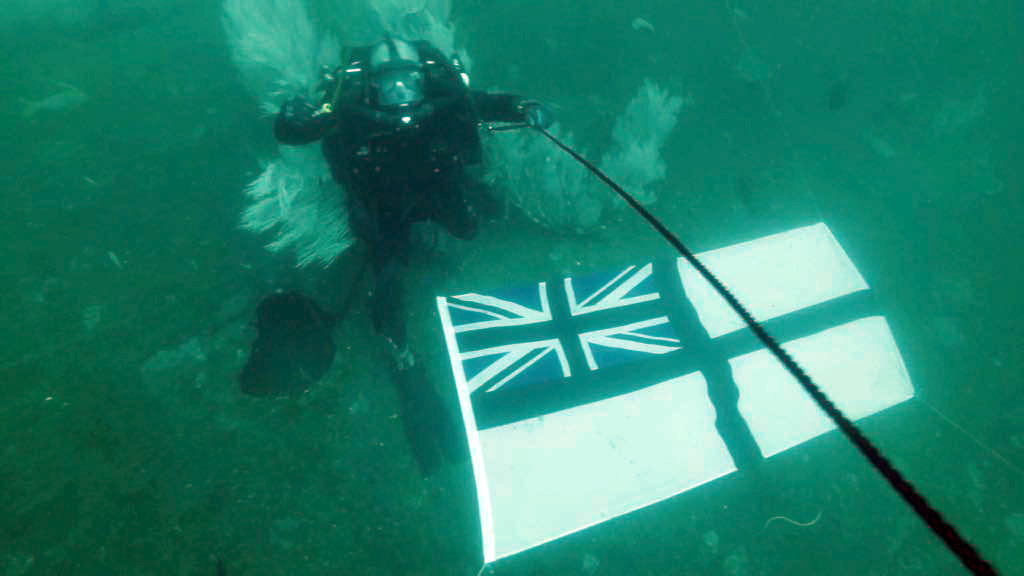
[240,291,337,396]
[394,363,468,476]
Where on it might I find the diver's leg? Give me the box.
[394,362,468,476]
[431,170,479,240]
[463,163,503,221]
[370,245,410,353]
[368,203,412,363]
[346,190,374,242]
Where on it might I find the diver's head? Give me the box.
[368,38,424,109]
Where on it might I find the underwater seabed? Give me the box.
[4,46,1015,576]
[4,116,1020,576]
[128,29,1017,572]
[4,0,1020,573]
[99,142,1018,575]
[76,223,1023,576]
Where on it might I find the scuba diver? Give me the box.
[270,36,552,474]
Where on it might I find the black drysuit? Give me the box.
[274,41,529,349]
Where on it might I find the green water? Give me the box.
[1,0,1021,574]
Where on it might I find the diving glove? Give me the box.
[520,100,554,129]
[279,95,317,122]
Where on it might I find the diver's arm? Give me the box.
[274,96,337,145]
[471,92,553,128]
[470,92,528,123]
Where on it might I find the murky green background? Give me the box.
[1,0,1021,574]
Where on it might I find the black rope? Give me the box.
[531,125,998,576]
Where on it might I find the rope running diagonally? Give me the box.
[532,124,999,576]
